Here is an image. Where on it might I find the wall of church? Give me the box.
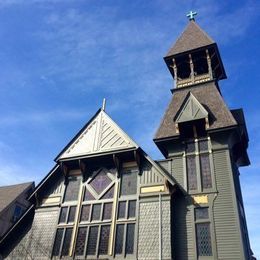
[212,149,245,259]
[5,207,59,259]
[171,156,184,189]
[138,197,171,260]
[171,195,195,260]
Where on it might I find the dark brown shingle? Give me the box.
[154,81,237,140]
[0,182,34,213]
[165,20,215,57]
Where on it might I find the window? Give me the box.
[52,167,138,258]
[185,137,213,192]
[12,205,24,222]
[52,175,81,257]
[74,168,115,258]
[115,168,138,257]
[195,207,212,257]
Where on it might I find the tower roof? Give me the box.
[154,81,237,141]
[165,20,215,57]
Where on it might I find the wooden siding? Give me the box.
[138,199,171,260]
[171,156,184,189]
[5,208,59,259]
[172,195,195,260]
[213,150,243,259]
[140,161,164,185]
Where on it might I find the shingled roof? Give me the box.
[0,182,34,213]
[165,20,215,57]
[154,81,237,140]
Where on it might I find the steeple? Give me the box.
[164,19,226,88]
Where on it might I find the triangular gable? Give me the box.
[175,92,208,123]
[57,110,138,160]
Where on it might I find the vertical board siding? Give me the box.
[213,150,242,259]
[140,162,164,185]
[172,196,195,260]
[41,176,64,200]
[171,157,184,188]
[5,208,59,259]
[138,200,171,260]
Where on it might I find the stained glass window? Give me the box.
[68,206,76,223]
[196,223,212,256]
[54,166,137,258]
[91,204,101,221]
[128,200,136,218]
[115,224,124,254]
[195,208,209,220]
[200,154,212,189]
[120,169,137,196]
[103,203,113,220]
[86,226,99,255]
[118,201,126,219]
[81,205,90,222]
[63,176,80,202]
[52,228,63,256]
[126,224,135,254]
[84,187,95,201]
[61,228,73,256]
[187,155,197,190]
[75,227,87,256]
[199,140,208,151]
[98,225,110,255]
[101,185,114,199]
[186,142,195,153]
[90,170,111,194]
[58,207,67,224]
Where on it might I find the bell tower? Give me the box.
[154,14,254,260]
[164,17,226,89]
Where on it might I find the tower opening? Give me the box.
[175,55,190,79]
[192,50,208,76]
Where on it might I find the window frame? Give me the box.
[52,166,139,259]
[184,137,215,194]
[113,166,138,259]
[52,174,82,258]
[194,206,213,259]
[12,204,25,223]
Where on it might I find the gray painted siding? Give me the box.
[5,207,59,260]
[138,199,171,260]
[171,157,184,189]
[172,196,195,260]
[140,162,164,185]
[213,150,243,259]
[41,175,64,199]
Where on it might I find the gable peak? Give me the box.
[175,92,208,124]
[56,110,138,161]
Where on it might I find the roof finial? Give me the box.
[187,10,197,21]
[102,98,106,111]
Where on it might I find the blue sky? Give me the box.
[0,0,259,257]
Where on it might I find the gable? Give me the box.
[58,110,138,160]
[175,92,208,123]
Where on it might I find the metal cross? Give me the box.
[187,11,197,21]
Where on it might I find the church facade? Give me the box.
[0,18,254,260]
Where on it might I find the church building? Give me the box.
[0,14,254,260]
